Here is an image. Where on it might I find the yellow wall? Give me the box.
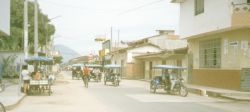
[189,28,250,69]
[188,28,250,90]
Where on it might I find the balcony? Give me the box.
[232,3,250,26]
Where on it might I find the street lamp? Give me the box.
[45,15,62,57]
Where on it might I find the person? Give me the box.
[162,69,170,91]
[82,66,90,86]
[169,70,178,91]
[21,65,30,94]
[34,70,41,80]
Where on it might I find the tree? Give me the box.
[0,0,56,53]
[53,56,63,64]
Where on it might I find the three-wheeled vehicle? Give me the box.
[71,64,83,80]
[103,64,121,86]
[25,56,54,96]
[150,65,188,97]
[86,64,102,82]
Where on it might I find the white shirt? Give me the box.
[21,70,30,80]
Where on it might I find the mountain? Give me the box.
[54,44,80,63]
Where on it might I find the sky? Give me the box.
[38,0,180,55]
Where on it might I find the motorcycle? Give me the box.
[149,65,188,97]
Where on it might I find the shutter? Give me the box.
[241,68,250,91]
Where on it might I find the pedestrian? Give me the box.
[21,65,30,94]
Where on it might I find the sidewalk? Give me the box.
[186,84,250,101]
[0,84,26,110]
[138,79,250,101]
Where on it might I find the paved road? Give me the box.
[9,71,250,112]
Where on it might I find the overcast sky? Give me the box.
[38,0,179,55]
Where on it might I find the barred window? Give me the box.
[199,39,221,68]
[195,0,204,15]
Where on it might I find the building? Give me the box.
[109,30,187,79]
[172,0,250,91]
[0,0,10,36]
[135,47,189,81]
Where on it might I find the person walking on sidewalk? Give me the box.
[21,65,30,94]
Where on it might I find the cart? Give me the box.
[103,64,121,86]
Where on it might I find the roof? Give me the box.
[134,47,187,60]
[109,43,161,55]
[171,0,185,3]
[127,34,179,46]
[185,26,250,40]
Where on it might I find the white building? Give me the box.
[0,0,10,36]
[110,30,187,79]
[172,0,250,91]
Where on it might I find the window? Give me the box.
[195,0,204,15]
[199,39,221,68]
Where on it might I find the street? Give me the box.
[9,71,250,112]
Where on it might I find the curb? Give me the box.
[5,94,26,111]
[187,87,250,102]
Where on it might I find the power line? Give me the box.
[118,0,166,15]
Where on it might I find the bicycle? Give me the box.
[0,102,6,112]
[83,75,89,88]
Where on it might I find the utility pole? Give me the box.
[34,0,38,56]
[24,0,28,59]
[117,29,120,48]
[110,27,113,52]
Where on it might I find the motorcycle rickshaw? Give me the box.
[71,64,83,80]
[103,64,121,86]
[85,64,102,82]
[150,65,188,97]
[25,56,54,96]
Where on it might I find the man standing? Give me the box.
[21,65,30,94]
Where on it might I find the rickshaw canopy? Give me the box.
[85,64,102,68]
[25,56,53,65]
[72,64,84,67]
[153,65,187,70]
[104,64,121,68]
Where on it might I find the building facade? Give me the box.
[172,0,250,91]
[0,0,10,36]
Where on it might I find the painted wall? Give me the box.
[188,28,250,90]
[148,34,187,49]
[127,45,161,63]
[179,0,232,38]
[189,28,250,69]
[0,0,10,35]
[0,51,25,76]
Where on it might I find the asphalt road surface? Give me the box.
[9,71,250,112]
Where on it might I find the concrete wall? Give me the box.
[188,28,250,90]
[0,0,10,35]
[127,45,161,63]
[179,0,232,38]
[192,69,241,90]
[189,28,250,69]
[0,51,25,76]
[148,34,187,49]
